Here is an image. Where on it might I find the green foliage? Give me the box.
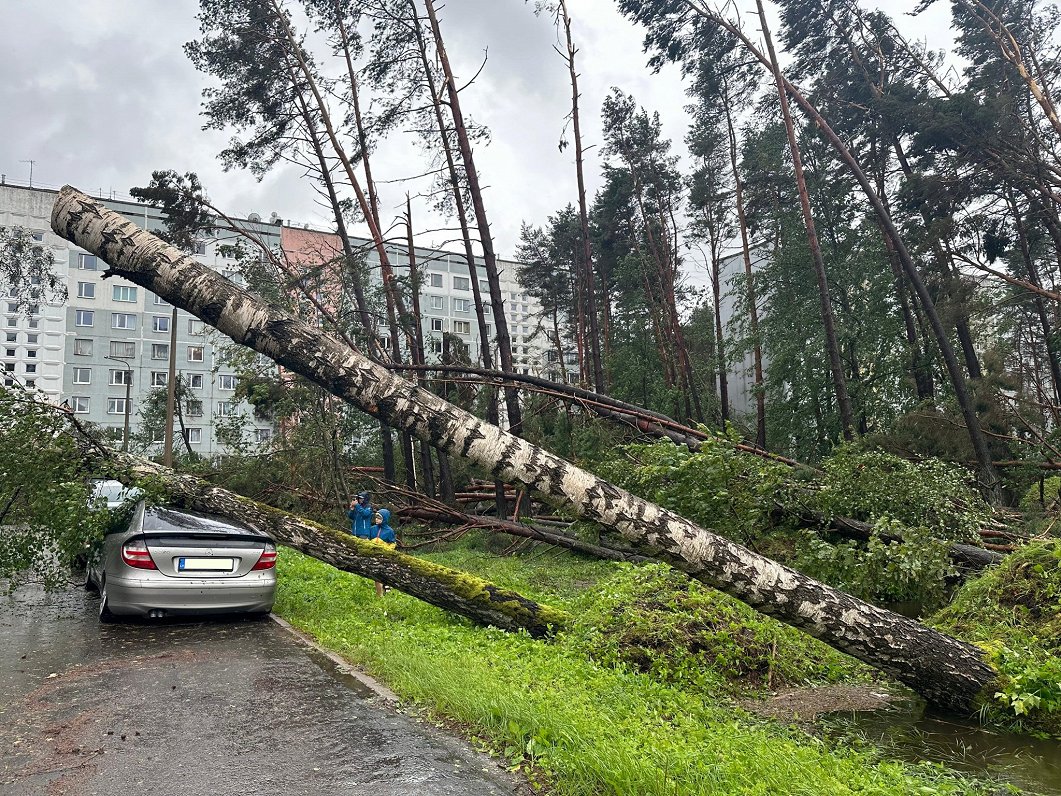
[815,447,989,542]
[597,429,792,546]
[794,521,954,606]
[274,548,990,795]
[0,387,107,586]
[563,563,866,694]
[596,438,989,608]
[932,542,1061,734]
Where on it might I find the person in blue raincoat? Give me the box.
[345,491,373,538]
[369,508,397,597]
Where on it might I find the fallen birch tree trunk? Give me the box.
[52,186,998,712]
[108,453,568,636]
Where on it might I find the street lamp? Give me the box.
[103,355,133,452]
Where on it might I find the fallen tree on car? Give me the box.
[89,450,569,636]
[52,185,999,713]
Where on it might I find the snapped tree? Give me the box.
[52,186,1001,712]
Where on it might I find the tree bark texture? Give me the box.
[110,454,567,636]
[52,186,998,713]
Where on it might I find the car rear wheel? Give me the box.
[98,582,117,624]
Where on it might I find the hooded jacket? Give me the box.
[346,492,374,538]
[370,508,397,545]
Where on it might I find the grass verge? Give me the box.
[273,545,995,795]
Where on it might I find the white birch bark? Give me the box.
[52,186,996,712]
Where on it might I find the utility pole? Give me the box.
[20,160,35,187]
[104,355,133,451]
[162,305,178,466]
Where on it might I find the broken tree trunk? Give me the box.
[52,186,998,713]
[109,453,567,636]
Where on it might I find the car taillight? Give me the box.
[252,543,277,570]
[121,538,157,570]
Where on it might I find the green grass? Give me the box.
[273,547,992,795]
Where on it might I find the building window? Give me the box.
[2,362,12,372]
[454,298,470,313]
[26,333,38,344]
[151,343,169,360]
[188,345,204,362]
[75,310,94,327]
[153,294,170,306]
[71,397,90,413]
[3,332,14,343]
[430,318,444,332]
[25,349,36,359]
[27,318,39,329]
[78,253,97,270]
[152,315,170,333]
[77,282,95,299]
[186,399,204,417]
[5,318,16,328]
[430,296,445,310]
[110,369,132,386]
[218,374,237,390]
[5,302,16,313]
[480,280,490,293]
[73,367,91,385]
[255,428,272,443]
[108,340,134,359]
[24,363,36,374]
[453,320,471,335]
[194,240,207,255]
[151,372,168,387]
[107,398,127,415]
[430,338,442,354]
[31,232,44,243]
[4,348,13,357]
[185,428,202,444]
[111,313,136,330]
[24,379,35,388]
[453,276,470,291]
[188,373,204,389]
[188,319,204,334]
[217,401,236,417]
[112,285,138,302]
[429,273,443,288]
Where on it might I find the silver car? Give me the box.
[87,502,276,622]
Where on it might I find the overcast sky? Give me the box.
[0,0,952,269]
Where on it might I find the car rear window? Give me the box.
[143,507,261,536]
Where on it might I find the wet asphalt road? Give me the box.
[0,583,526,796]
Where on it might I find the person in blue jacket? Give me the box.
[370,508,397,597]
[345,491,373,538]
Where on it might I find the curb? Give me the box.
[268,613,400,703]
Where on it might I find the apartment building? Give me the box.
[2,181,557,454]
[1,181,277,455]
[280,225,550,376]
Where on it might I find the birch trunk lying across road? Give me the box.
[110,454,567,636]
[52,186,997,713]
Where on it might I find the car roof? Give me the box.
[140,505,267,537]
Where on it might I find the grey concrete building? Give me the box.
[1,181,278,455]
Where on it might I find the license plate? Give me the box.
[178,557,234,572]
